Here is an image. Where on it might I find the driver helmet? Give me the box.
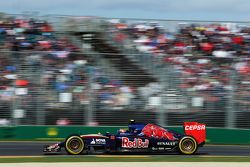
[119,128,127,133]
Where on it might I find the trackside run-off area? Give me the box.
[1,156,250,163]
[0,142,250,163]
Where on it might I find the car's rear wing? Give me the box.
[183,122,206,144]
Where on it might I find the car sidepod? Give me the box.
[81,135,115,153]
[115,135,180,152]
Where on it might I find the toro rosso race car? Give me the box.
[44,121,206,155]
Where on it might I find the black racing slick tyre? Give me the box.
[65,135,85,155]
[178,136,198,155]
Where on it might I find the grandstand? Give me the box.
[0,13,249,128]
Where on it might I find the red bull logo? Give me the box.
[122,137,149,148]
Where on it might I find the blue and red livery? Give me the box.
[44,120,206,155]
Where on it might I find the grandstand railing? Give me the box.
[0,14,249,128]
[0,50,249,128]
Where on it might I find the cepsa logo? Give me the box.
[122,137,149,148]
[185,125,205,131]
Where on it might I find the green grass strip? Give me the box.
[0,156,250,163]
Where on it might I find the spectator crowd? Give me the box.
[109,20,250,112]
[0,15,134,125]
[0,14,249,125]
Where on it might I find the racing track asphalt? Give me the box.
[0,141,249,156]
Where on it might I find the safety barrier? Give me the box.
[0,126,249,145]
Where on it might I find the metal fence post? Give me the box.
[11,93,18,126]
[36,87,45,125]
[158,94,166,127]
[226,68,236,128]
[86,68,94,125]
[159,67,168,127]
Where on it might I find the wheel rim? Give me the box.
[181,139,195,152]
[66,136,84,154]
[69,139,81,150]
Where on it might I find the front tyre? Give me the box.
[65,135,85,155]
[178,136,197,155]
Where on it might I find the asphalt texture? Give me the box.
[0,142,249,156]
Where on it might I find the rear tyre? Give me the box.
[178,136,198,155]
[65,135,85,155]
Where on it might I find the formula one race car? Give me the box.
[44,121,206,155]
